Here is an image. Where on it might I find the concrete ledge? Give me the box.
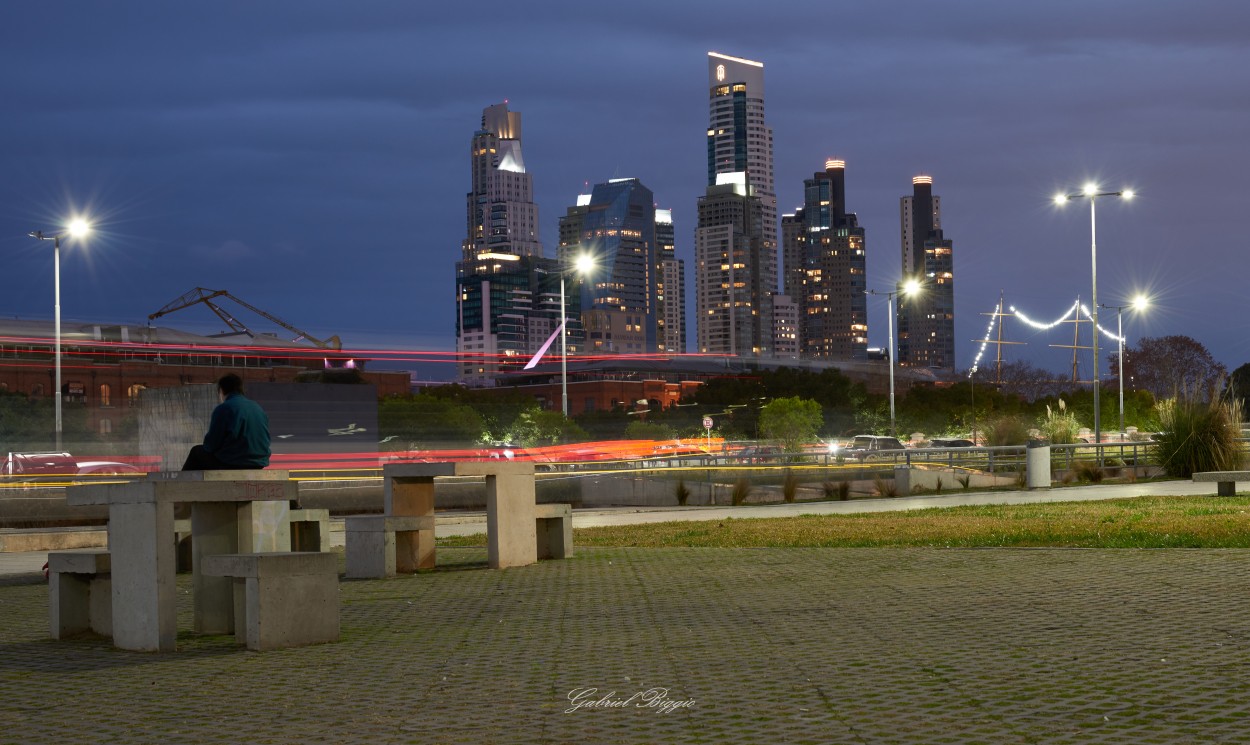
[202,551,337,578]
[344,514,435,532]
[0,527,108,553]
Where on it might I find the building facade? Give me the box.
[707,52,777,273]
[461,102,541,263]
[655,209,687,354]
[557,178,659,355]
[694,174,775,356]
[782,160,868,360]
[897,175,955,371]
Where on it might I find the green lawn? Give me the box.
[438,496,1250,549]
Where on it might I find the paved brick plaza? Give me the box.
[2,547,1249,744]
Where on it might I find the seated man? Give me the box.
[182,374,271,470]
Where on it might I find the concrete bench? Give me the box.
[535,503,573,560]
[48,550,112,639]
[1192,471,1250,496]
[200,552,339,651]
[344,514,436,578]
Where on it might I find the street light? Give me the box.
[1100,295,1148,437]
[559,253,595,417]
[867,279,920,437]
[28,218,91,451]
[1054,184,1133,445]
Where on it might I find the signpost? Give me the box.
[703,416,713,453]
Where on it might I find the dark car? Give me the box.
[929,438,976,448]
[842,435,907,461]
[733,445,783,464]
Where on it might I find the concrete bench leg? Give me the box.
[535,504,573,560]
[289,508,330,552]
[48,551,112,639]
[1218,481,1236,497]
[109,498,178,652]
[486,473,538,569]
[386,479,436,572]
[202,552,339,651]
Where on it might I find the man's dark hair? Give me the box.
[217,373,244,396]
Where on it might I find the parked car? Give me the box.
[2,452,78,476]
[842,436,907,461]
[929,438,976,448]
[733,445,783,464]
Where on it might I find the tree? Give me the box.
[1116,335,1227,402]
[758,397,823,452]
[1227,362,1250,410]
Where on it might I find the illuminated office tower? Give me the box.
[461,102,542,263]
[557,178,659,354]
[694,173,775,356]
[897,175,955,371]
[707,52,777,267]
[456,103,569,383]
[655,209,687,353]
[781,159,868,360]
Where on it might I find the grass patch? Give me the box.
[438,496,1250,549]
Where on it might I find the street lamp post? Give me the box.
[559,254,595,418]
[1100,296,1148,437]
[28,219,91,452]
[1054,185,1133,446]
[867,280,920,437]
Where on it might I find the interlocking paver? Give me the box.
[2,547,1250,743]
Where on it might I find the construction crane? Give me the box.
[148,287,343,351]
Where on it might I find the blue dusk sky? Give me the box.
[2,1,1248,378]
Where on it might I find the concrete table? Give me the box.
[66,470,296,652]
[383,461,538,570]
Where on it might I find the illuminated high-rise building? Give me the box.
[897,175,955,371]
[781,159,868,360]
[706,52,777,265]
[461,102,541,263]
[655,209,686,354]
[695,173,775,356]
[456,103,572,384]
[558,178,659,354]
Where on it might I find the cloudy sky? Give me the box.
[3,1,1248,379]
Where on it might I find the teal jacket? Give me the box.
[203,393,271,467]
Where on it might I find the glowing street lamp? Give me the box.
[1100,295,1149,437]
[867,279,921,437]
[559,253,595,417]
[28,218,91,451]
[1054,184,1133,445]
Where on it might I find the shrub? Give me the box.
[1038,399,1083,445]
[782,471,798,503]
[873,476,898,498]
[1072,460,1104,483]
[934,477,944,493]
[957,473,971,490]
[731,477,752,505]
[838,481,850,500]
[984,416,1030,446]
[675,478,690,506]
[1153,397,1244,478]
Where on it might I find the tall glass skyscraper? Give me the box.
[897,175,955,371]
[781,160,868,360]
[456,103,573,383]
[558,178,658,354]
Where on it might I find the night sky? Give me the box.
[3,1,1248,379]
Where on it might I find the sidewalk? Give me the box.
[2,545,1247,743]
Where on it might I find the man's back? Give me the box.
[205,393,271,468]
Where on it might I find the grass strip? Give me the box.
[437,496,1250,549]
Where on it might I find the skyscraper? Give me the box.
[655,209,687,354]
[707,52,777,262]
[558,178,659,354]
[695,173,775,356]
[462,102,542,263]
[456,103,573,383]
[782,160,868,360]
[897,175,955,371]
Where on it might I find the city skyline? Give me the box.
[3,2,1248,379]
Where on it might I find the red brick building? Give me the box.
[0,319,409,438]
